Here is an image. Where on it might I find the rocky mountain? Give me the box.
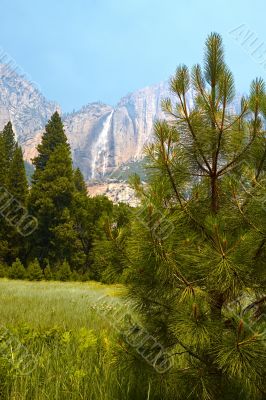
[0,64,174,181]
[0,64,60,160]
[0,64,241,187]
[63,82,175,180]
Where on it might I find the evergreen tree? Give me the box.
[29,114,86,269]
[92,202,131,282]
[32,111,69,182]
[44,265,53,280]
[0,137,6,187]
[9,258,26,280]
[0,121,16,186]
[27,258,43,281]
[7,145,28,203]
[74,168,87,194]
[124,33,266,399]
[56,260,72,281]
[4,145,29,264]
[0,127,28,264]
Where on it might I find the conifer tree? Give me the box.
[5,145,29,263]
[74,168,87,194]
[124,33,266,399]
[0,121,16,186]
[9,258,26,280]
[29,113,86,269]
[27,258,43,281]
[0,125,28,264]
[1,121,16,164]
[32,111,69,181]
[7,145,28,203]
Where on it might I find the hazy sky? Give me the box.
[0,0,265,111]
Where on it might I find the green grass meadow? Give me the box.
[0,279,144,400]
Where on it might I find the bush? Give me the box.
[44,265,53,280]
[79,271,91,282]
[56,260,72,281]
[0,263,8,278]
[27,259,43,281]
[9,259,26,280]
[71,270,80,281]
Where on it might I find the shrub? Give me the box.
[9,259,26,280]
[0,263,8,278]
[56,260,72,281]
[27,259,43,281]
[44,265,53,280]
[71,270,80,281]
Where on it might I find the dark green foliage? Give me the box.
[0,124,28,265]
[32,111,69,180]
[9,259,26,280]
[91,202,132,283]
[7,145,28,203]
[0,122,16,187]
[24,160,35,184]
[121,33,266,399]
[27,259,43,281]
[74,168,87,194]
[44,265,53,280]
[0,263,8,278]
[28,114,85,268]
[56,260,72,281]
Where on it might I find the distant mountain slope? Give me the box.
[0,64,174,180]
[0,64,60,160]
[0,64,241,182]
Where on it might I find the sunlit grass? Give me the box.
[0,279,139,400]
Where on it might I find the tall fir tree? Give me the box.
[0,121,16,186]
[32,111,69,182]
[7,145,28,203]
[5,145,29,264]
[28,113,85,269]
[74,168,87,194]
[0,124,27,264]
[122,33,266,400]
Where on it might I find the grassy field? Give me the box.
[0,279,144,400]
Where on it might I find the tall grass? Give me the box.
[0,279,150,400]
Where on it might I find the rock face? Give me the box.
[0,64,60,161]
[0,64,173,179]
[87,181,139,206]
[64,82,173,180]
[0,64,240,183]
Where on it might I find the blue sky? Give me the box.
[0,0,265,112]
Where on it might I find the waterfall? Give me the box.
[91,110,114,179]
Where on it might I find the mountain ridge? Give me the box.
[0,64,173,181]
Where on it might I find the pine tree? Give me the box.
[32,111,69,182]
[0,127,28,265]
[0,121,16,186]
[9,258,26,280]
[7,145,28,203]
[29,113,86,269]
[27,258,43,281]
[92,202,131,282]
[4,145,29,264]
[56,260,72,281]
[124,33,266,399]
[74,168,87,194]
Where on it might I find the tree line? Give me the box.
[0,113,131,281]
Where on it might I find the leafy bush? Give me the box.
[9,259,26,280]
